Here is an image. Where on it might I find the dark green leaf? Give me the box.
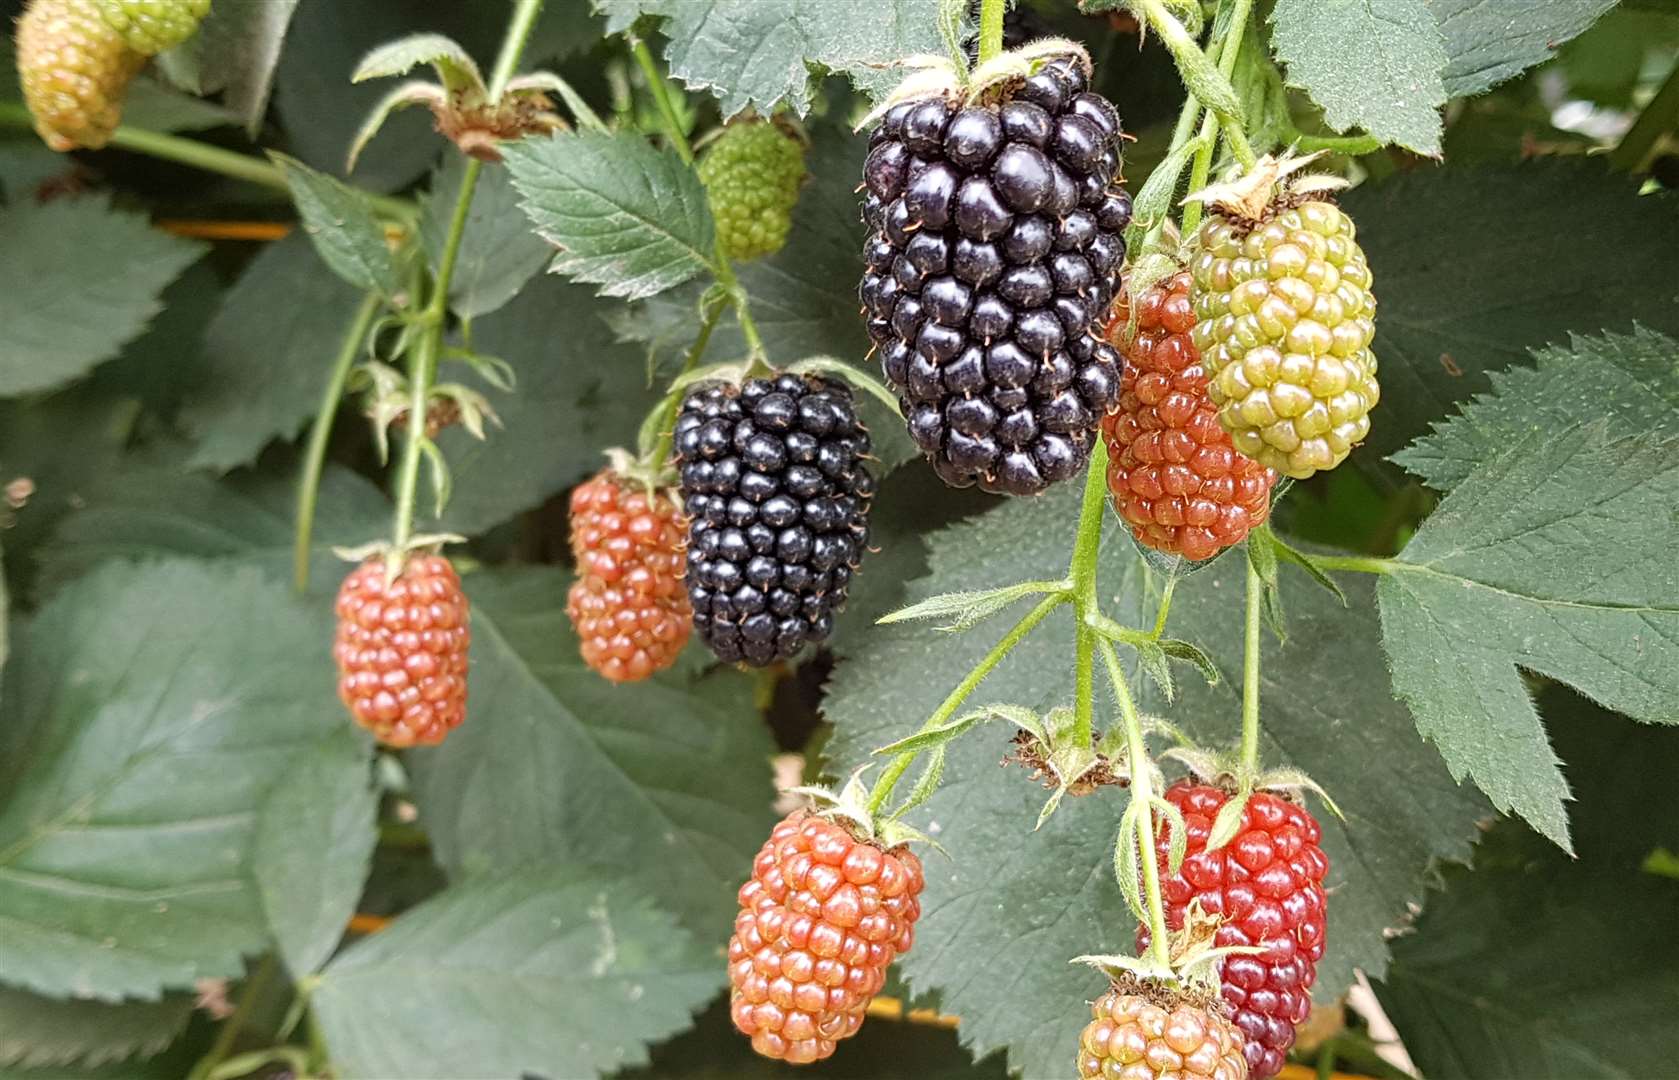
[0,560,353,999]
[1393,327,1679,492]
[0,987,193,1070]
[252,727,377,977]
[1430,0,1618,98]
[273,153,402,295]
[1270,0,1447,155]
[314,868,717,1079]
[422,157,552,319]
[824,482,1485,1077]
[597,0,952,116]
[179,234,367,471]
[121,75,238,133]
[1379,424,1679,848]
[154,0,299,134]
[0,197,205,397]
[504,131,715,300]
[1340,162,1679,462]
[407,567,778,935]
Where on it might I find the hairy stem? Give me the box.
[866,592,1065,815]
[1240,557,1263,777]
[1151,574,1178,639]
[1068,437,1111,748]
[1180,0,1257,233]
[1100,640,1172,967]
[294,292,382,592]
[647,293,728,470]
[977,0,1007,64]
[487,0,546,100]
[1291,130,1383,157]
[1304,553,1396,575]
[186,954,277,1080]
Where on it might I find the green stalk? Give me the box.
[1068,437,1111,748]
[1611,56,1679,172]
[977,0,1007,64]
[486,0,545,99]
[1239,557,1263,777]
[630,37,767,361]
[1180,0,1257,234]
[1150,574,1178,639]
[646,293,728,470]
[1099,640,1172,967]
[1291,130,1383,157]
[185,955,277,1080]
[294,292,382,592]
[1304,553,1395,575]
[866,592,1065,815]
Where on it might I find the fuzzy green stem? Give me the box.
[712,255,767,360]
[186,955,277,1080]
[1611,56,1679,172]
[647,293,728,470]
[1239,557,1263,777]
[1180,0,1256,233]
[866,592,1065,815]
[1150,574,1178,639]
[0,106,418,222]
[1068,438,1111,749]
[1291,130,1383,157]
[487,0,545,100]
[977,0,1007,64]
[1304,553,1395,575]
[1099,640,1172,967]
[294,292,382,592]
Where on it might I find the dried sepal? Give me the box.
[1184,150,1338,223]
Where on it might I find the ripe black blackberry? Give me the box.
[673,373,875,666]
[859,54,1131,495]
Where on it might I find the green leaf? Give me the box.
[1394,327,1679,492]
[0,197,206,397]
[422,156,552,319]
[432,274,664,535]
[1374,692,1679,1079]
[406,567,778,935]
[878,579,1066,632]
[272,153,402,296]
[313,867,717,1079]
[0,559,354,999]
[0,987,193,1070]
[252,727,376,977]
[504,131,715,300]
[824,483,1486,1078]
[121,75,238,133]
[1340,162,1679,462]
[1269,0,1448,155]
[597,0,952,116]
[350,32,483,93]
[154,0,299,135]
[179,234,368,471]
[1377,423,1679,849]
[1432,0,1618,98]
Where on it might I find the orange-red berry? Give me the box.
[728,812,924,1064]
[1102,272,1278,561]
[1077,986,1248,1079]
[565,470,692,683]
[333,554,470,747]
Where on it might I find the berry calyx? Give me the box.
[1076,978,1249,1080]
[90,0,210,56]
[673,371,874,667]
[1102,271,1278,561]
[16,0,147,152]
[699,118,807,262]
[333,553,470,748]
[565,467,693,683]
[1139,781,1329,1080]
[728,810,925,1064]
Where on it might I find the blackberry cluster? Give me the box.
[1077,985,1248,1080]
[729,812,924,1063]
[673,373,874,666]
[859,56,1131,495]
[1139,782,1329,1080]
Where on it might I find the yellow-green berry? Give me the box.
[698,119,807,262]
[16,0,146,152]
[1189,200,1379,479]
[90,0,210,55]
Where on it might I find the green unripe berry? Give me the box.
[698,119,807,263]
[91,0,210,56]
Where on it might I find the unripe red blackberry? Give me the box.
[728,811,924,1064]
[91,0,210,55]
[1189,189,1378,479]
[1138,782,1329,1079]
[1076,982,1249,1080]
[565,469,692,683]
[1102,271,1278,561]
[859,54,1130,495]
[16,0,146,151]
[333,554,470,748]
[673,372,874,667]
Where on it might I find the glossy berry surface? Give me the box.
[1102,272,1278,561]
[728,812,924,1064]
[673,373,874,666]
[1139,783,1329,1080]
[16,0,146,151]
[1077,987,1249,1080]
[565,470,692,683]
[698,119,807,262]
[860,55,1130,495]
[91,0,209,55]
[1190,200,1379,478]
[333,555,470,748]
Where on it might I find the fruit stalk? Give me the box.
[976,0,1006,64]
[1098,638,1172,967]
[1180,0,1256,236]
[1069,436,1111,750]
[647,292,729,471]
[294,291,382,592]
[1240,556,1262,776]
